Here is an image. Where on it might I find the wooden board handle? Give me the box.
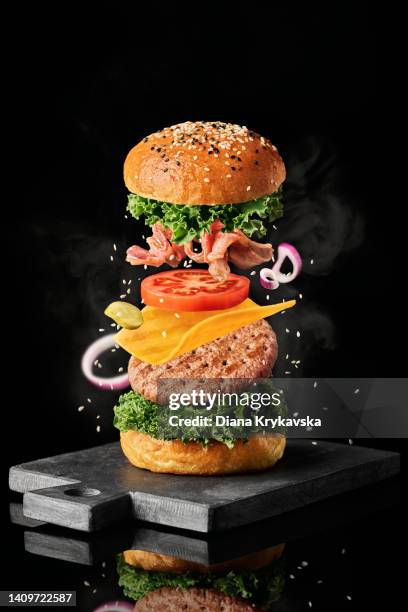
[23,484,131,531]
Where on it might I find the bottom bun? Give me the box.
[134,586,260,611]
[120,431,286,475]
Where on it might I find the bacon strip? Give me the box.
[126,222,185,268]
[126,221,272,280]
[228,230,273,269]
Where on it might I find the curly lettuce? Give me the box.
[127,188,283,245]
[113,390,237,447]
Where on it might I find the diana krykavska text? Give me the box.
[159,386,322,439]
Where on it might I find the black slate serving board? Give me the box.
[9,441,399,533]
[10,477,400,565]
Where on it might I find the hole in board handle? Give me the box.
[64,487,101,498]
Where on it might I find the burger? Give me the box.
[109,121,295,475]
[117,544,285,611]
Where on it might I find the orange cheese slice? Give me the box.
[115,298,295,365]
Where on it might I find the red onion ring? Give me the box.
[93,602,133,612]
[259,268,279,290]
[81,334,129,390]
[260,242,302,290]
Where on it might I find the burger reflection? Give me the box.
[117,544,285,611]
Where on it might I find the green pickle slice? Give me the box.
[104,301,144,329]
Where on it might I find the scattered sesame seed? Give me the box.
[313,381,318,388]
[296,331,300,338]
[98,328,105,332]
[285,328,290,333]
[174,312,180,318]
[87,398,92,403]
[246,185,251,191]
[226,174,232,178]
[310,259,314,264]
[77,406,84,412]
[118,367,124,372]
[354,388,360,394]
[159,298,164,303]
[250,270,256,276]
[110,255,114,262]
[346,596,352,601]
[96,425,101,433]
[301,561,309,567]
[299,293,303,299]
[113,244,117,251]
[120,294,126,299]
[312,441,318,445]
[289,574,295,579]
[266,295,270,300]
[161,330,167,337]
[84,581,90,587]
[204,167,210,172]
[348,438,354,445]
[203,177,210,183]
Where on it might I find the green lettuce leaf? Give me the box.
[113,390,237,447]
[127,188,283,245]
[117,554,285,605]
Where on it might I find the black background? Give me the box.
[2,2,405,609]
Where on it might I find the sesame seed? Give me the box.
[246,186,251,191]
[159,298,164,303]
[113,244,117,251]
[204,167,210,172]
[174,313,180,318]
[98,328,105,332]
[96,425,101,433]
[204,177,210,183]
[161,330,167,337]
[77,406,84,412]
[226,174,231,178]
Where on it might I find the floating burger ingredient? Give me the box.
[104,302,144,329]
[259,242,302,291]
[109,121,297,475]
[117,544,285,611]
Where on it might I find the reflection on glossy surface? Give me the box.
[6,477,402,610]
[118,545,285,610]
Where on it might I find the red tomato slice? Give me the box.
[141,270,250,311]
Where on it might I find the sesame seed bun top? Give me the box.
[124,121,286,205]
